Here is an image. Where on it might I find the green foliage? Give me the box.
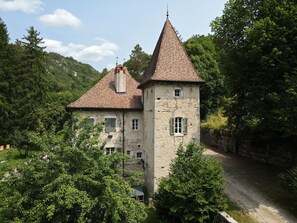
[279,166,297,197]
[201,109,228,130]
[212,0,297,140]
[0,119,147,223]
[153,142,225,223]
[0,19,11,143]
[184,35,226,120]
[123,44,151,82]
[46,52,103,97]
[0,17,104,146]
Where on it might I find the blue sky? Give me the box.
[0,0,227,71]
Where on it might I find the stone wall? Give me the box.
[201,127,294,167]
[73,110,144,162]
[143,82,201,194]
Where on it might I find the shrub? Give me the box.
[280,166,297,197]
[153,142,225,223]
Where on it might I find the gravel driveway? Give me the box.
[204,147,297,223]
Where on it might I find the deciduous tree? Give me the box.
[153,142,225,223]
[212,0,297,140]
[0,119,147,223]
[184,35,226,119]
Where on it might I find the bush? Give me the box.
[153,142,225,223]
[280,166,297,197]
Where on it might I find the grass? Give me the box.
[201,109,228,130]
[225,197,258,223]
[0,148,23,178]
[0,148,39,178]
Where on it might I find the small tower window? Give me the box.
[174,88,182,97]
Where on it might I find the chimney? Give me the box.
[114,64,126,93]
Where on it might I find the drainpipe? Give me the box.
[122,110,125,174]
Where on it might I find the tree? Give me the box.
[123,44,151,82]
[0,118,147,223]
[0,18,11,143]
[184,35,226,120]
[212,0,297,141]
[16,26,48,130]
[153,142,225,223]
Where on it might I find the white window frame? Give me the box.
[132,119,139,131]
[175,117,183,134]
[104,116,116,133]
[105,147,116,155]
[174,88,182,98]
[170,117,188,136]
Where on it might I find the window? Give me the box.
[132,119,139,130]
[82,117,95,128]
[106,147,115,155]
[127,150,131,156]
[175,117,182,134]
[105,117,116,133]
[174,88,182,97]
[170,117,188,135]
[136,152,142,159]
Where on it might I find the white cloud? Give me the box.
[39,9,82,28]
[0,0,43,13]
[43,38,119,64]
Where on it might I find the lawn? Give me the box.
[0,148,38,178]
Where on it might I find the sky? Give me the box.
[0,0,227,72]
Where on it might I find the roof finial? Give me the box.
[116,56,118,66]
[166,5,169,20]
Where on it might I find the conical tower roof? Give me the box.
[138,19,204,89]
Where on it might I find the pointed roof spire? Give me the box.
[166,5,169,20]
[138,19,204,89]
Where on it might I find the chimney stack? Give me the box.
[114,64,126,93]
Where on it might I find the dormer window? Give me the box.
[174,88,182,98]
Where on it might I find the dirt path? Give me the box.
[204,147,297,223]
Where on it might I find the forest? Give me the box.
[0,0,296,222]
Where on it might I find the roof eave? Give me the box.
[67,107,143,112]
[138,78,205,89]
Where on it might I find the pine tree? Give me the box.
[14,26,48,131]
[0,18,11,143]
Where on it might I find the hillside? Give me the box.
[46,52,104,97]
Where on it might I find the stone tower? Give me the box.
[138,19,204,194]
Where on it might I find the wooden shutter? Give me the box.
[169,118,174,135]
[183,118,188,135]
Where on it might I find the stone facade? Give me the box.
[68,18,204,195]
[73,110,144,161]
[143,83,201,193]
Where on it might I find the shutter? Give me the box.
[169,118,174,135]
[183,118,188,135]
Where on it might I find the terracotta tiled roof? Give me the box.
[138,19,204,89]
[67,65,142,110]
